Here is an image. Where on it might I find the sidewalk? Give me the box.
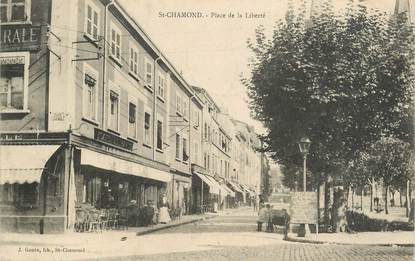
[285,231,415,246]
[0,210,234,247]
[0,209,238,260]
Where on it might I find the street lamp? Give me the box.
[298,137,311,192]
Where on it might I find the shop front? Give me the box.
[227,180,244,206]
[0,140,69,234]
[168,172,191,218]
[71,147,171,228]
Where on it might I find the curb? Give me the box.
[136,214,218,236]
[284,236,415,247]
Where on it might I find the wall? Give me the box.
[0,0,52,132]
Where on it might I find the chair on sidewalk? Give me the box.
[74,209,88,232]
[99,209,109,230]
[116,208,128,230]
[88,210,101,232]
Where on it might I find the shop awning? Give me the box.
[0,145,60,184]
[205,175,224,195]
[80,148,171,183]
[194,172,220,194]
[220,184,235,197]
[228,181,244,194]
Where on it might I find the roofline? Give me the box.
[111,0,195,96]
[191,86,221,112]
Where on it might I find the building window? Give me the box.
[193,108,199,127]
[204,123,207,139]
[182,99,188,119]
[175,134,180,159]
[82,64,98,121]
[129,46,139,77]
[157,74,165,99]
[85,1,99,40]
[0,53,28,112]
[109,90,119,131]
[144,112,151,145]
[128,102,137,139]
[194,142,198,164]
[204,153,207,169]
[110,25,121,63]
[208,126,211,141]
[0,0,30,23]
[157,120,163,150]
[145,60,152,87]
[176,93,182,115]
[182,138,188,162]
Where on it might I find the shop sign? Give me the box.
[0,25,41,51]
[289,192,318,224]
[94,128,133,151]
[0,132,68,141]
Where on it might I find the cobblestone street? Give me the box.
[99,207,414,261]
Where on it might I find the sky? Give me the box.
[119,0,397,134]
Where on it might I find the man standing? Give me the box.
[257,204,267,232]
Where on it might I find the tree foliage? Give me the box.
[243,0,415,184]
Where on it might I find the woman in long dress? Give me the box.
[158,194,171,224]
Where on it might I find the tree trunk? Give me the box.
[346,187,350,208]
[351,188,354,209]
[360,188,363,211]
[370,182,373,212]
[399,189,403,207]
[331,186,348,233]
[324,180,330,226]
[405,180,410,217]
[391,190,395,207]
[385,185,389,215]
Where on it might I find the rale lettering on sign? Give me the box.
[0,25,41,51]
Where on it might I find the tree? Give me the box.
[243,0,414,231]
[344,151,373,210]
[368,137,412,214]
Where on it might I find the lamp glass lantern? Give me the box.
[298,137,311,155]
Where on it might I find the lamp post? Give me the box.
[298,137,311,192]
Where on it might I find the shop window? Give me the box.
[175,134,180,159]
[85,1,99,41]
[109,90,119,131]
[0,53,29,112]
[0,0,30,23]
[85,176,101,207]
[156,120,163,150]
[128,102,137,139]
[83,64,98,121]
[110,25,121,63]
[144,112,151,145]
[0,183,39,209]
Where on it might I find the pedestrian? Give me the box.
[158,193,171,224]
[257,203,267,232]
[266,204,274,233]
